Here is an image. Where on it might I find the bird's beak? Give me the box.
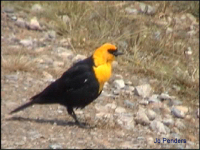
[113,50,124,57]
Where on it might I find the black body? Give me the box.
[10,56,101,128]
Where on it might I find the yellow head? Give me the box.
[93,43,123,66]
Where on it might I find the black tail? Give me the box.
[9,101,35,114]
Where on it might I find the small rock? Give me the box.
[150,120,166,134]
[95,112,113,122]
[49,144,63,149]
[162,118,174,126]
[148,94,160,103]
[114,74,123,80]
[103,82,109,89]
[139,99,149,105]
[53,61,64,67]
[146,5,156,15]
[59,51,74,60]
[124,100,135,108]
[45,30,56,40]
[146,109,156,121]
[31,4,43,12]
[105,103,117,110]
[135,111,150,125]
[62,15,70,24]
[15,18,27,28]
[113,79,125,89]
[113,89,120,95]
[171,106,185,119]
[20,38,33,47]
[124,85,135,92]
[158,93,172,101]
[175,106,188,114]
[146,136,155,147]
[115,107,126,114]
[197,108,199,118]
[166,27,173,35]
[116,113,134,130]
[95,103,109,113]
[125,81,132,85]
[42,71,53,81]
[125,7,138,14]
[28,17,42,30]
[3,7,14,13]
[112,61,118,68]
[72,54,86,64]
[11,15,17,21]
[134,84,152,98]
[174,119,186,130]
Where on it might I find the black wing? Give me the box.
[31,62,100,107]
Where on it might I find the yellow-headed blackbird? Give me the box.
[9,43,123,128]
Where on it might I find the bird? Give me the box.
[9,43,123,128]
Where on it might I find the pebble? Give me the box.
[49,144,63,149]
[116,113,134,130]
[53,61,64,67]
[62,15,70,24]
[148,94,160,103]
[175,106,188,114]
[166,27,173,35]
[171,106,188,118]
[42,71,53,81]
[158,93,172,101]
[125,81,132,86]
[113,79,125,89]
[45,30,56,40]
[135,111,150,125]
[113,89,120,95]
[197,108,199,118]
[150,120,166,134]
[95,103,109,113]
[171,107,184,119]
[28,17,42,30]
[146,109,156,121]
[15,18,27,28]
[114,74,123,80]
[31,4,43,12]
[139,99,149,105]
[105,103,117,110]
[59,51,74,60]
[72,54,86,64]
[125,7,138,14]
[124,100,135,108]
[115,107,126,114]
[3,7,14,13]
[112,61,118,68]
[134,84,152,98]
[162,118,174,127]
[20,38,33,47]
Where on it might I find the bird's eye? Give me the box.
[108,49,117,54]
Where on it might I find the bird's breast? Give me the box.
[93,63,112,93]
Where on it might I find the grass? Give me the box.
[1,1,199,105]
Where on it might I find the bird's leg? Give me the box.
[67,107,90,128]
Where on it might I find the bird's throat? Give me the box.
[93,63,112,93]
